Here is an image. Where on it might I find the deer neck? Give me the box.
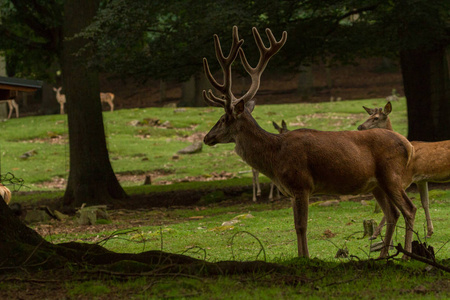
[234,112,281,177]
[385,118,393,131]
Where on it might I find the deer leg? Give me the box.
[292,191,310,257]
[381,186,416,258]
[7,101,13,119]
[398,190,417,256]
[109,101,114,112]
[371,189,388,240]
[372,188,399,257]
[417,181,433,238]
[252,169,260,202]
[13,100,19,118]
[269,182,274,201]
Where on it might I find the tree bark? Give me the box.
[400,46,450,141]
[61,0,127,207]
[297,65,313,101]
[179,73,210,107]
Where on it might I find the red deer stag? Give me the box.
[252,120,288,201]
[202,26,416,258]
[358,101,450,238]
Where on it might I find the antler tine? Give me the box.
[238,28,287,103]
[202,90,227,108]
[202,26,244,113]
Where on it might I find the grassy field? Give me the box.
[1,98,449,299]
[1,98,407,191]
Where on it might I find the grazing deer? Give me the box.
[0,183,11,205]
[0,98,19,119]
[358,101,450,238]
[53,87,115,113]
[0,90,19,119]
[100,92,115,112]
[252,120,288,201]
[53,87,66,115]
[202,26,416,258]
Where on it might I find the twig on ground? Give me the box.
[394,244,450,273]
[230,231,266,262]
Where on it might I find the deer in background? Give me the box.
[100,92,115,112]
[0,98,19,119]
[53,87,115,113]
[358,101,450,238]
[53,87,66,115]
[252,120,288,201]
[202,26,416,258]
[0,90,19,119]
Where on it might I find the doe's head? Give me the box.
[357,101,392,131]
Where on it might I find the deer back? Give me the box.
[270,128,413,196]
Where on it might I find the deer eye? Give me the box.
[374,117,379,121]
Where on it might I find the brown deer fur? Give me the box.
[358,101,450,238]
[252,120,288,202]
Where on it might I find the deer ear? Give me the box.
[273,121,281,131]
[362,106,374,115]
[384,102,392,115]
[281,120,287,129]
[245,99,256,113]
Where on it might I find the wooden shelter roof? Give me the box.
[0,76,43,100]
[0,76,43,93]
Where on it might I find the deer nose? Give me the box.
[204,134,216,146]
[357,125,363,131]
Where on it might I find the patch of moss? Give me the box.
[198,190,226,205]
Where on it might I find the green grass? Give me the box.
[25,188,450,299]
[2,98,449,299]
[39,189,450,262]
[2,98,405,193]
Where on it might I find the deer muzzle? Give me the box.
[203,134,217,146]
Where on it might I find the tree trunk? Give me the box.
[400,46,450,142]
[159,80,166,103]
[297,65,313,101]
[61,0,127,208]
[179,72,210,107]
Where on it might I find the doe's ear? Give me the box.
[384,102,392,115]
[272,121,281,131]
[362,106,374,115]
[281,120,287,130]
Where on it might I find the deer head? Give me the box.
[203,26,287,146]
[357,101,392,130]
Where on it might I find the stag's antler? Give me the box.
[238,27,287,103]
[203,26,243,114]
[203,26,287,112]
